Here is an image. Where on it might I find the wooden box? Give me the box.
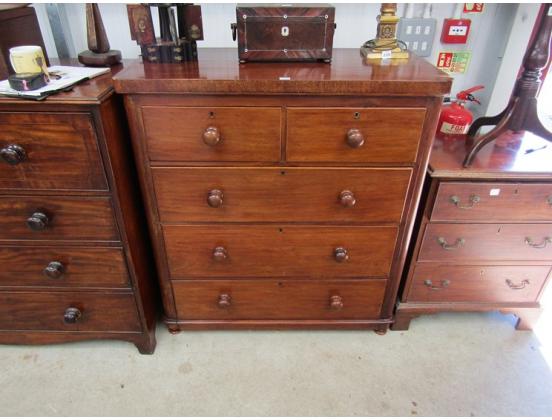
[232,4,336,63]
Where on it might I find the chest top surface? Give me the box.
[112,48,451,96]
[429,131,552,180]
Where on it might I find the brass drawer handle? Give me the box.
[212,246,228,261]
[43,261,65,279]
[26,211,50,231]
[424,279,450,290]
[207,189,224,208]
[0,144,26,165]
[63,307,82,324]
[449,194,480,209]
[547,196,552,206]
[203,126,221,146]
[505,279,530,290]
[345,128,365,148]
[339,190,356,207]
[525,236,552,248]
[437,237,465,250]
[333,247,349,262]
[329,295,343,310]
[218,293,231,308]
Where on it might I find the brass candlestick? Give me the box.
[361,3,409,60]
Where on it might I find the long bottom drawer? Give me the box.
[0,291,141,332]
[173,279,386,320]
[407,264,550,303]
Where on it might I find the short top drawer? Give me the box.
[286,107,426,163]
[431,182,552,222]
[0,113,107,191]
[142,106,281,162]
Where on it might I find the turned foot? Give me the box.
[168,324,181,335]
[374,326,388,335]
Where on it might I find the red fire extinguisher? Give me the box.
[436,85,484,139]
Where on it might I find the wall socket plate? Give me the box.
[397,17,437,57]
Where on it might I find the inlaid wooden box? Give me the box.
[232,4,336,63]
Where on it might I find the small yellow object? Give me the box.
[361,3,409,60]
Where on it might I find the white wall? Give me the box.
[33,3,530,116]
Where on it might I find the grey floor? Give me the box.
[1,310,552,417]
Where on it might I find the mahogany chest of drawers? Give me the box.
[394,132,552,330]
[0,69,157,353]
[114,48,451,332]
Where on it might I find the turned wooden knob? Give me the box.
[339,190,356,207]
[346,128,365,148]
[203,126,221,146]
[334,247,349,262]
[63,307,82,324]
[213,246,228,261]
[330,295,343,310]
[43,261,65,279]
[218,293,231,308]
[0,144,26,165]
[207,189,224,208]
[26,212,49,231]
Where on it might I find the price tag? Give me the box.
[279,76,291,81]
[381,50,392,60]
[489,188,500,196]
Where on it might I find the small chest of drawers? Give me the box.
[114,49,450,333]
[394,133,552,330]
[0,71,157,353]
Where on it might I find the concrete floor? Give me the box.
[1,311,552,417]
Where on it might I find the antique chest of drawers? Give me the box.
[394,132,552,330]
[0,68,157,353]
[113,48,451,332]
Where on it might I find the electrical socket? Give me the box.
[397,17,437,57]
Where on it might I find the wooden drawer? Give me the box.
[142,106,281,162]
[0,196,119,242]
[418,223,552,262]
[0,246,129,289]
[164,225,398,278]
[286,107,425,163]
[153,167,411,223]
[173,279,386,320]
[0,291,141,332]
[407,263,549,303]
[432,182,552,222]
[0,113,107,191]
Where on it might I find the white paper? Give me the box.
[0,65,110,98]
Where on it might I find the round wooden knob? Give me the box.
[339,190,356,207]
[203,126,221,146]
[334,247,349,262]
[207,189,224,208]
[43,261,65,279]
[213,246,228,261]
[330,295,343,310]
[0,144,26,165]
[63,307,82,324]
[26,212,49,231]
[346,128,365,148]
[218,293,231,308]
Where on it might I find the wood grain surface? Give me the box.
[408,263,550,303]
[142,106,281,162]
[0,291,141,332]
[0,112,107,191]
[287,107,425,163]
[152,167,411,223]
[0,246,129,289]
[163,224,398,278]
[172,279,386,320]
